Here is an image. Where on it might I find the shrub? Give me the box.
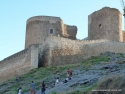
[90,75,125,94]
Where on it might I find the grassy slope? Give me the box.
[0,56,110,94]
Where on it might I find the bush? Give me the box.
[90,75,125,94]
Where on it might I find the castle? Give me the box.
[0,7,125,82]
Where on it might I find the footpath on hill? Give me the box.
[23,52,125,94]
[1,52,125,94]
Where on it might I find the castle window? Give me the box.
[99,24,101,28]
[50,29,53,34]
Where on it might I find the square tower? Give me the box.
[88,7,123,42]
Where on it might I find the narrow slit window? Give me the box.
[50,29,53,34]
[99,24,101,28]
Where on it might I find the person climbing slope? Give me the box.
[30,81,36,94]
[67,69,71,78]
[41,81,46,94]
[18,87,22,94]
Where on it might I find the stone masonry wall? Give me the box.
[123,31,125,42]
[88,7,122,42]
[1,35,125,82]
[0,49,30,82]
[25,16,77,48]
[0,45,39,82]
[30,44,39,68]
[27,16,61,24]
[25,16,62,48]
[64,24,77,39]
[46,36,125,66]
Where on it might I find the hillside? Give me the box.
[0,52,125,94]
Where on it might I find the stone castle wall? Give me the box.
[45,36,125,66]
[123,31,125,42]
[1,36,125,82]
[1,7,125,82]
[88,7,122,42]
[27,16,61,24]
[25,16,77,48]
[0,45,39,82]
[64,24,77,39]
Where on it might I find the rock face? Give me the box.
[1,52,125,94]
[88,7,123,42]
[24,52,125,94]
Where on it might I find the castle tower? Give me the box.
[25,16,77,48]
[88,7,122,42]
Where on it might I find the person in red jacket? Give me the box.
[67,69,71,78]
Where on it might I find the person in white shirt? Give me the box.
[18,87,22,94]
[55,77,59,86]
[63,77,69,83]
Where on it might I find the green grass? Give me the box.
[85,83,97,92]
[120,53,124,58]
[67,90,82,94]
[82,56,110,68]
[0,55,110,94]
[65,83,98,94]
[52,91,57,94]
[0,65,78,94]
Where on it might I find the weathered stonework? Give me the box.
[25,16,77,48]
[123,31,125,42]
[0,45,39,82]
[42,36,125,66]
[88,7,123,42]
[1,7,125,82]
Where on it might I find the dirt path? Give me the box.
[24,62,125,94]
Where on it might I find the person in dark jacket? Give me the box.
[41,81,46,94]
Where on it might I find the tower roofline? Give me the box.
[27,15,62,24]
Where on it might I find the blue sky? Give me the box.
[0,0,124,60]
